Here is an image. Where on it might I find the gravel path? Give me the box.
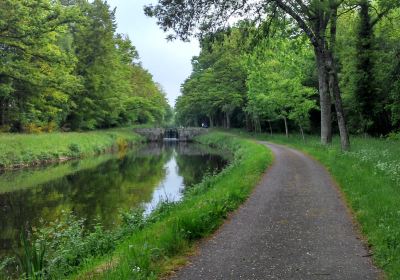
[171,142,380,280]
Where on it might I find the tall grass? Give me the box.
[16,233,46,280]
[0,128,143,169]
[246,132,400,279]
[71,132,272,279]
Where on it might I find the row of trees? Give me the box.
[175,22,317,139]
[0,0,171,132]
[147,0,400,150]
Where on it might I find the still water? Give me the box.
[0,142,229,259]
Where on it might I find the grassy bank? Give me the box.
[243,132,400,279]
[0,128,143,169]
[68,132,272,279]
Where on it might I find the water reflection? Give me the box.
[0,142,229,259]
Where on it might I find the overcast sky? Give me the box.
[107,0,200,106]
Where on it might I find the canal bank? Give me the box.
[0,132,271,279]
[64,132,272,279]
[0,128,144,170]
[0,141,230,277]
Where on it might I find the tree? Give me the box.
[353,0,399,135]
[68,0,124,129]
[335,1,400,136]
[246,35,316,138]
[0,0,171,132]
[129,64,170,124]
[0,0,80,130]
[176,27,249,128]
[145,0,351,150]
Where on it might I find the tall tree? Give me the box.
[0,0,79,130]
[145,0,351,150]
[177,27,249,128]
[246,35,316,138]
[354,0,399,134]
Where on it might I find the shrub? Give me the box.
[68,143,81,157]
[42,122,57,133]
[0,125,10,133]
[23,123,43,134]
[116,137,128,151]
[386,131,400,141]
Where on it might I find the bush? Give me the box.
[31,211,117,278]
[23,123,43,134]
[386,131,400,141]
[68,143,81,157]
[42,122,57,133]
[116,137,128,151]
[0,125,10,133]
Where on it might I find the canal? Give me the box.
[0,142,229,261]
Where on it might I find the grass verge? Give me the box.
[242,132,400,279]
[71,132,272,280]
[0,128,143,169]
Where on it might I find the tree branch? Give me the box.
[274,0,318,46]
[371,7,391,27]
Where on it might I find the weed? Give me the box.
[16,233,46,280]
[0,257,13,279]
[68,144,81,157]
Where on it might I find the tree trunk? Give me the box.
[226,113,231,129]
[327,8,351,151]
[328,54,351,151]
[0,99,4,126]
[245,113,252,131]
[208,115,214,128]
[299,124,305,142]
[268,120,273,135]
[283,117,288,137]
[254,118,261,133]
[315,48,332,145]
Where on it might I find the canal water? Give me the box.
[0,142,229,260]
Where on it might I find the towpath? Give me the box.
[171,142,380,280]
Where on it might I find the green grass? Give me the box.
[0,128,143,169]
[71,132,273,280]
[242,132,400,279]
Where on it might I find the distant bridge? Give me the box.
[134,127,208,142]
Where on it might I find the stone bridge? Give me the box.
[134,127,208,142]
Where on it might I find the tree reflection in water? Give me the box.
[0,142,229,259]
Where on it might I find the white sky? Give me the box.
[107,0,200,106]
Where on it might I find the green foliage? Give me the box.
[0,257,13,279]
[245,34,317,133]
[16,233,46,280]
[176,26,252,128]
[337,4,400,135]
[0,0,171,132]
[3,207,152,279]
[0,0,81,131]
[176,22,318,134]
[30,211,116,277]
